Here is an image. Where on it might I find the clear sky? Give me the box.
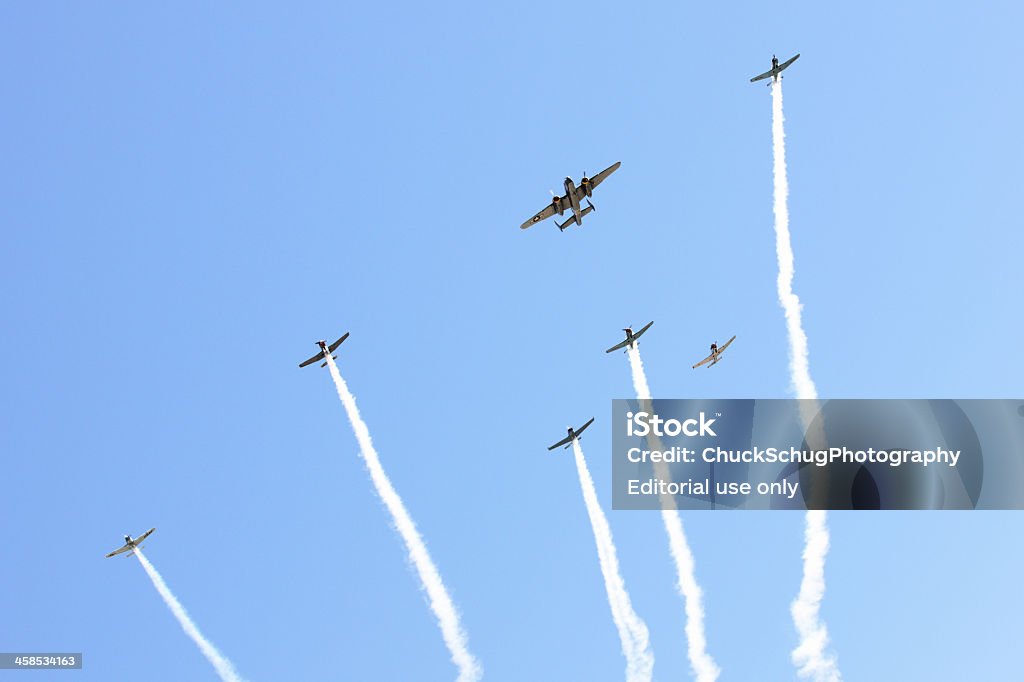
[2,2,1022,680]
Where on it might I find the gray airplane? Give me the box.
[105,528,155,558]
[750,54,800,84]
[521,162,621,231]
[548,418,595,450]
[605,321,654,353]
[299,333,349,368]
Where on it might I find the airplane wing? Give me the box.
[520,199,564,229]
[298,350,326,368]
[587,161,621,191]
[692,353,715,369]
[328,333,350,353]
[633,321,654,341]
[547,434,573,451]
[605,338,631,353]
[778,54,800,72]
[749,69,773,83]
[135,528,156,544]
[105,543,132,558]
[718,335,737,353]
[575,417,595,436]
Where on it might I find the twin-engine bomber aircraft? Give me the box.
[548,417,595,451]
[105,528,155,558]
[750,53,800,83]
[605,321,654,353]
[692,335,737,368]
[298,333,350,368]
[521,162,621,231]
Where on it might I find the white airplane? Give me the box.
[605,321,654,353]
[105,528,155,558]
[691,335,737,368]
[548,418,595,450]
[520,162,621,231]
[299,333,349,368]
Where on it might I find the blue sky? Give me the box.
[2,2,1022,680]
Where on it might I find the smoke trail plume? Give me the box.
[770,78,841,682]
[571,438,654,682]
[324,356,482,682]
[770,79,816,400]
[134,550,245,682]
[626,347,719,682]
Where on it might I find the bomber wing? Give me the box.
[587,161,621,191]
[521,198,566,229]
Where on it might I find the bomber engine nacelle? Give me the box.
[580,177,592,197]
[551,195,564,215]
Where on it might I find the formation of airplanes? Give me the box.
[105,528,155,558]
[519,55,799,234]
[109,54,786,551]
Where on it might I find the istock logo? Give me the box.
[626,411,718,437]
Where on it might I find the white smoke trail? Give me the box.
[134,550,245,682]
[770,78,816,400]
[791,511,838,681]
[625,346,652,402]
[626,346,719,682]
[770,78,841,682]
[571,437,654,682]
[324,356,482,682]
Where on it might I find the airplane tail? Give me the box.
[320,355,337,368]
[557,201,596,231]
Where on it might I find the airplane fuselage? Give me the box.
[563,177,581,224]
